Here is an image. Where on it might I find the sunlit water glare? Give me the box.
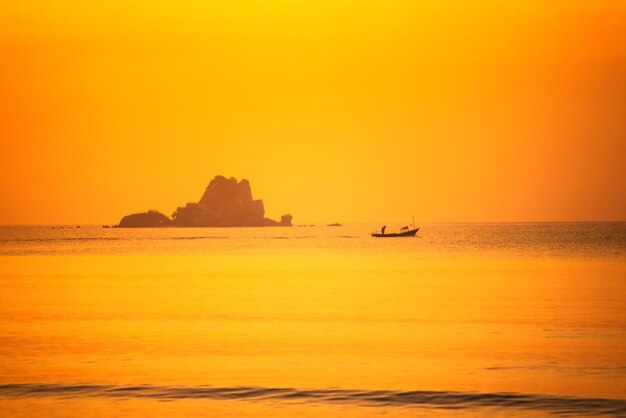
[1,223,625,417]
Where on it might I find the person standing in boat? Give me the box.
[381,225,387,235]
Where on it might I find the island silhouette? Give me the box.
[116,176,293,228]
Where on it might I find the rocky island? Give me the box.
[116,176,293,228]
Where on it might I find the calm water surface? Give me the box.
[1,223,625,417]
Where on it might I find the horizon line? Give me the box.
[1,220,625,227]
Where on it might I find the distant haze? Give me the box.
[1,1,625,224]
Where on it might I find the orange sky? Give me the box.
[1,0,625,224]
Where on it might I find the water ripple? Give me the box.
[0,383,624,416]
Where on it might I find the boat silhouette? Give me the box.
[372,218,419,237]
[371,227,419,237]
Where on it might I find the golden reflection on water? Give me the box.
[0,237,626,416]
[1,251,625,416]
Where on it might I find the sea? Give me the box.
[0,222,625,417]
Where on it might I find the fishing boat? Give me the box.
[371,218,420,238]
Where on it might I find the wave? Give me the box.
[170,236,229,240]
[1,237,126,243]
[0,383,624,415]
[1,234,368,243]
[486,365,626,374]
[1,236,363,243]
[1,236,232,243]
